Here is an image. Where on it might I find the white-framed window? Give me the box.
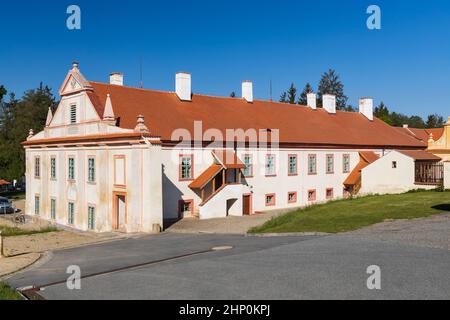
[288,155,297,176]
[34,157,40,178]
[88,157,95,182]
[326,154,334,174]
[179,155,193,180]
[308,155,317,175]
[243,155,253,177]
[50,198,56,220]
[343,154,350,173]
[68,157,75,180]
[68,202,75,225]
[35,195,40,215]
[265,194,276,206]
[265,154,276,176]
[50,157,56,180]
[70,105,77,124]
[88,206,95,230]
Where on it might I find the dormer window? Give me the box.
[70,105,77,124]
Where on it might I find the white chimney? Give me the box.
[176,72,192,101]
[359,97,374,121]
[322,94,336,114]
[306,93,317,109]
[242,81,253,103]
[110,73,124,86]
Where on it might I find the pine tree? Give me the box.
[425,114,445,128]
[286,83,297,104]
[279,92,288,103]
[298,83,314,105]
[317,69,348,110]
[230,92,236,98]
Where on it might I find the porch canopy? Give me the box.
[189,150,246,203]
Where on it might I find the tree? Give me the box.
[286,83,297,104]
[425,114,445,128]
[0,83,58,181]
[279,92,288,103]
[374,102,392,125]
[317,69,348,110]
[297,83,314,105]
[230,92,236,98]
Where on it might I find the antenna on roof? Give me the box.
[269,79,273,102]
[139,57,143,89]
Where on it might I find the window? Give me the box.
[288,155,298,176]
[265,194,276,206]
[68,157,75,180]
[88,157,95,182]
[308,155,317,175]
[34,157,40,178]
[179,155,193,180]
[243,155,253,177]
[288,192,297,204]
[178,200,193,218]
[326,154,334,174]
[265,154,276,176]
[70,105,77,124]
[308,190,316,202]
[326,188,334,200]
[50,157,56,180]
[50,198,56,220]
[392,161,397,169]
[343,154,350,173]
[35,195,40,215]
[88,206,95,230]
[68,202,75,225]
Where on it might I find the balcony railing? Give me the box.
[415,162,443,185]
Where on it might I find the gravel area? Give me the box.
[347,213,450,250]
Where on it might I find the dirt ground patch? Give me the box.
[165,210,288,234]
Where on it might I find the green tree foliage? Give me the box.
[374,102,442,129]
[297,83,314,105]
[230,91,236,98]
[425,114,445,128]
[318,69,348,110]
[279,83,297,104]
[0,83,57,181]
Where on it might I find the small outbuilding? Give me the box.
[359,150,442,194]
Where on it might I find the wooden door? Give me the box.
[243,194,251,215]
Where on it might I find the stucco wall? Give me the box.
[199,184,251,219]
[444,162,450,190]
[360,151,435,194]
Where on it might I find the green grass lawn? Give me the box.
[0,225,58,237]
[0,282,22,300]
[250,190,450,234]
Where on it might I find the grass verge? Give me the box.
[249,190,450,234]
[0,225,58,237]
[0,282,22,300]
[0,191,25,200]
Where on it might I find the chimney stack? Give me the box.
[322,94,336,114]
[307,93,317,109]
[359,97,374,121]
[176,72,192,101]
[242,81,253,103]
[110,73,124,86]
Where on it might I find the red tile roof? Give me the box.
[394,127,444,142]
[87,82,427,148]
[212,150,245,169]
[344,151,379,186]
[397,150,441,161]
[188,164,223,189]
[0,179,11,185]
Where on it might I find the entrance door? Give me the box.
[113,193,126,230]
[243,194,251,215]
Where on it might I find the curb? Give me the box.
[245,232,330,237]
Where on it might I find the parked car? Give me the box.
[0,196,16,214]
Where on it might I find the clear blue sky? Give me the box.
[1,0,450,118]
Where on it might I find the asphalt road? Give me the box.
[7,233,450,300]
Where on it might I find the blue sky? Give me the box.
[1,0,450,118]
